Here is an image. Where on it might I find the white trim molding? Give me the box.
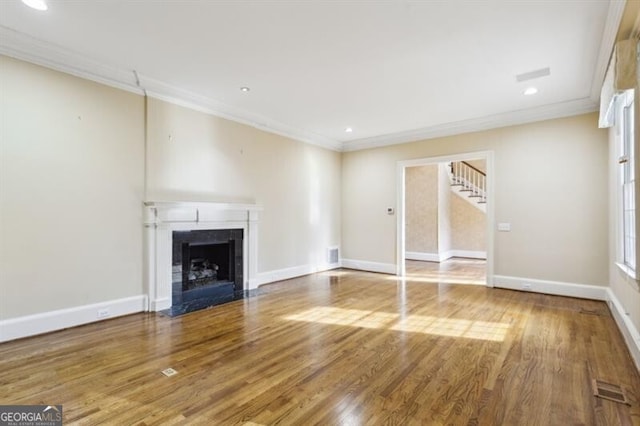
[140,75,342,152]
[343,98,598,152]
[0,295,147,343]
[406,250,487,262]
[396,151,495,286]
[144,201,262,312]
[0,14,618,155]
[493,275,608,300]
[589,0,628,101]
[441,250,487,261]
[341,259,396,275]
[0,25,341,153]
[405,252,440,262]
[492,274,640,372]
[606,288,640,372]
[0,26,143,95]
[255,262,341,287]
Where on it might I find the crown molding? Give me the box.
[137,74,342,151]
[589,0,627,101]
[0,25,341,152]
[0,5,618,155]
[342,97,598,152]
[0,25,143,95]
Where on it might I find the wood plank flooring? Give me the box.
[1,267,639,425]
[405,258,486,285]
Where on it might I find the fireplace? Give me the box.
[144,201,261,314]
[169,229,243,315]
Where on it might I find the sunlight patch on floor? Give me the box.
[391,316,509,341]
[284,307,509,342]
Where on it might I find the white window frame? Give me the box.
[615,89,636,279]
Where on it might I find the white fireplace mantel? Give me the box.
[144,201,262,311]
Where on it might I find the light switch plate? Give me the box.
[498,223,511,232]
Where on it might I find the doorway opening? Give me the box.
[396,152,494,286]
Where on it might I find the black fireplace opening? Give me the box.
[182,242,232,291]
[168,228,243,316]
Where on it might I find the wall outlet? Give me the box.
[97,308,110,319]
[522,283,532,291]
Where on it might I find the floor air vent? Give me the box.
[592,379,630,405]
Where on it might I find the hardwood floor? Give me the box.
[1,269,639,425]
[405,258,486,285]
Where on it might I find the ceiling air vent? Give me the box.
[516,67,551,82]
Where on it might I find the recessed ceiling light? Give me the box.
[21,0,47,10]
[523,87,538,96]
[345,127,353,133]
[240,87,250,92]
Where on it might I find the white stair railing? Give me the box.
[450,161,486,205]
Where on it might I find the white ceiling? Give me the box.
[0,0,624,151]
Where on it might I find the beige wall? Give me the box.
[405,164,486,255]
[0,56,145,319]
[0,56,341,322]
[342,113,608,286]
[450,194,486,252]
[405,165,438,253]
[145,98,342,273]
[0,55,612,325]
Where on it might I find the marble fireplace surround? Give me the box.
[144,201,261,311]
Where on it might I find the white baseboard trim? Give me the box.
[405,251,440,262]
[493,275,639,372]
[149,297,171,312]
[256,262,341,287]
[446,250,487,260]
[605,288,640,372]
[0,295,147,343]
[406,251,487,262]
[493,275,608,300]
[340,259,396,275]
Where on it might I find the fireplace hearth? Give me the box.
[167,228,243,316]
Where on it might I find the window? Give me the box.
[617,89,635,275]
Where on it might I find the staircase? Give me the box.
[448,161,486,213]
